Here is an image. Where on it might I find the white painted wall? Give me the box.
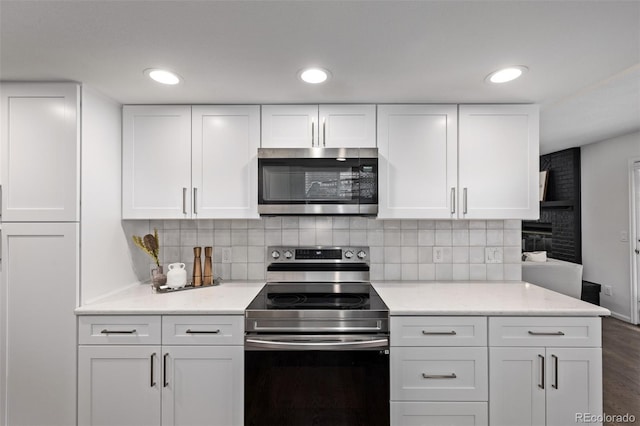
[81,86,138,304]
[581,131,640,320]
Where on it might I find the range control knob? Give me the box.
[284,250,293,259]
[344,250,354,259]
[357,250,367,260]
[271,250,281,259]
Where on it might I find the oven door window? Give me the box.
[245,350,389,426]
[259,158,362,204]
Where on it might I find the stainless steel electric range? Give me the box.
[244,246,390,426]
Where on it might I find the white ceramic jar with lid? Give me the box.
[166,262,187,289]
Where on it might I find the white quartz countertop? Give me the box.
[74,281,265,315]
[372,281,611,316]
[76,280,611,317]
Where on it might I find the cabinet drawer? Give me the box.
[489,317,601,347]
[391,347,488,401]
[162,315,243,345]
[391,316,487,347]
[391,402,488,426]
[78,315,161,345]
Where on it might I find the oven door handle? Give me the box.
[245,337,389,351]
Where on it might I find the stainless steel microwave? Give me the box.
[258,148,378,215]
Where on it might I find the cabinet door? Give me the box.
[459,105,539,219]
[1,223,78,426]
[192,106,260,218]
[122,105,192,219]
[161,346,243,426]
[377,105,458,218]
[546,348,602,426]
[0,82,79,221]
[489,347,545,426]
[261,105,319,147]
[78,346,161,426]
[319,104,376,148]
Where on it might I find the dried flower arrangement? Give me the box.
[132,228,161,267]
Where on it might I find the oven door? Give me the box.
[245,335,389,426]
[257,148,378,215]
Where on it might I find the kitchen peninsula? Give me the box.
[75,280,608,426]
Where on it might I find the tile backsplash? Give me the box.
[123,218,522,283]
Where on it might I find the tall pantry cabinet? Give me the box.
[0,83,80,426]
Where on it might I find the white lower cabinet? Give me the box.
[489,317,603,426]
[391,316,489,426]
[78,345,162,426]
[489,347,602,426]
[161,346,243,426]
[78,315,244,426]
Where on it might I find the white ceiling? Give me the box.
[1,0,639,154]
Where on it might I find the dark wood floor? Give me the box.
[603,317,640,426]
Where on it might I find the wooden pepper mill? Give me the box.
[193,247,202,286]
[203,246,213,285]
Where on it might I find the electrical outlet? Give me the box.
[620,231,629,242]
[603,285,613,296]
[434,248,443,263]
[485,247,503,264]
[222,247,232,264]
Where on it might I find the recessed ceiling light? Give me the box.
[486,66,528,84]
[144,68,182,85]
[299,68,331,84]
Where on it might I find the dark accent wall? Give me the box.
[524,147,582,263]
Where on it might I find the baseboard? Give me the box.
[609,311,633,323]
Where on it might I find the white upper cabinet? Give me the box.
[458,104,539,220]
[378,104,539,220]
[262,104,376,148]
[192,105,259,218]
[122,105,259,219]
[319,105,376,148]
[0,83,80,222]
[261,105,318,148]
[377,105,458,219]
[122,105,192,219]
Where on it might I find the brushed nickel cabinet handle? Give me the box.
[150,353,156,387]
[422,373,457,379]
[311,121,315,146]
[185,329,221,334]
[451,188,456,214]
[552,354,558,389]
[193,188,198,215]
[422,330,457,335]
[163,353,169,387]
[528,331,565,336]
[100,329,136,334]
[538,354,545,389]
[463,187,468,214]
[322,117,326,147]
[182,187,187,215]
